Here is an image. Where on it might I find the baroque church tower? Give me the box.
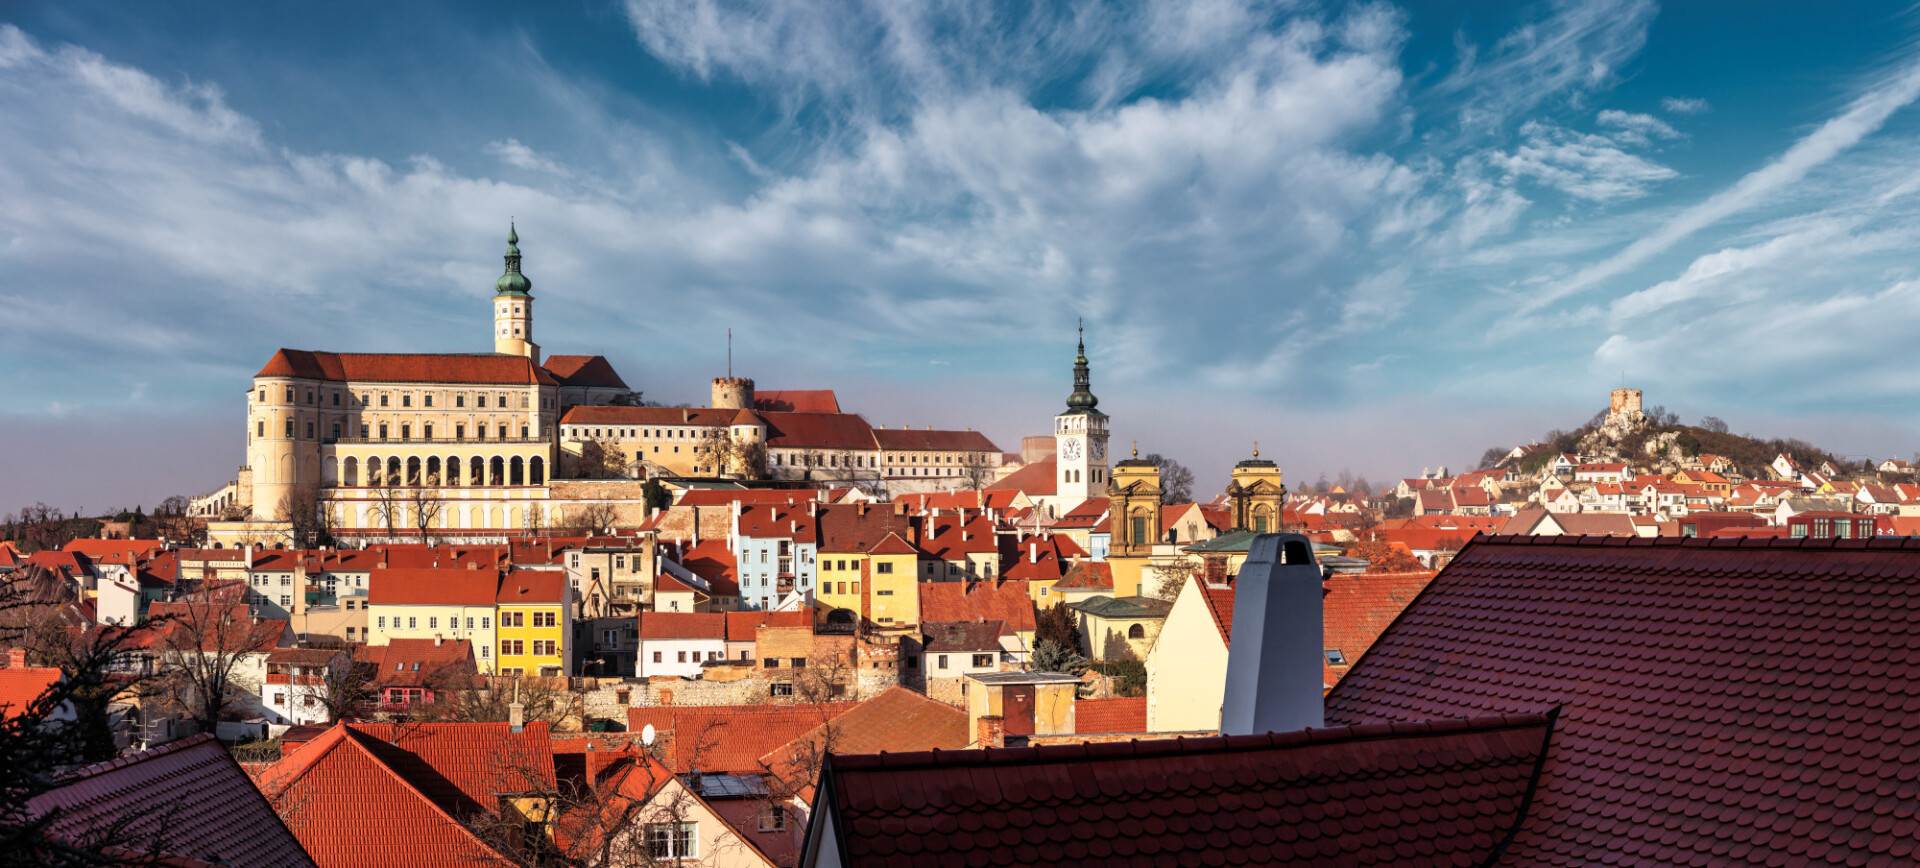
[493,223,539,362]
[1054,324,1110,507]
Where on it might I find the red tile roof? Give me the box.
[541,354,629,389]
[558,405,746,427]
[495,568,565,604]
[677,539,738,595]
[870,427,1000,453]
[1051,561,1113,590]
[359,638,478,689]
[627,702,857,774]
[676,489,828,507]
[368,567,499,606]
[29,734,316,868]
[917,580,1036,632]
[724,610,812,641]
[1200,582,1234,643]
[865,532,921,556]
[816,504,914,554]
[755,389,842,413]
[638,611,727,640]
[255,724,509,867]
[0,662,62,720]
[984,458,1057,496]
[761,686,969,798]
[1073,696,1146,733]
[761,411,878,451]
[811,714,1553,867]
[1321,570,1437,687]
[1327,535,1920,867]
[62,538,164,561]
[255,349,559,385]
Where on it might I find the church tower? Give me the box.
[1054,324,1110,508]
[493,223,539,362]
[1225,445,1287,533]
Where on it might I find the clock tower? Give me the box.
[1054,324,1110,509]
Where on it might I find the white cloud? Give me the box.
[484,139,571,177]
[1596,108,1679,144]
[1438,0,1658,134]
[1488,120,1676,201]
[1661,95,1710,114]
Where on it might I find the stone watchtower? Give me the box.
[1610,388,1643,416]
[492,223,539,362]
[711,377,755,410]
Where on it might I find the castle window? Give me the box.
[258,389,266,402]
[379,394,389,407]
[360,424,369,438]
[400,425,410,439]
[379,424,389,439]
[306,391,314,405]
[456,425,465,439]
[498,395,508,408]
[285,388,294,402]
[402,395,411,408]
[455,395,465,408]
[306,421,315,439]
[285,419,295,438]
[423,424,433,439]
[521,425,529,438]
[423,395,433,408]
[499,426,508,439]
[256,421,264,437]
[331,423,340,440]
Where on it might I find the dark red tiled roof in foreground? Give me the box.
[29,734,316,868]
[809,714,1553,867]
[1326,535,1920,868]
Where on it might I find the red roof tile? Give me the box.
[559,405,746,427]
[541,354,628,389]
[638,612,727,640]
[0,662,62,720]
[761,686,969,798]
[918,580,1036,632]
[1321,570,1437,686]
[724,610,812,641]
[1073,696,1146,733]
[812,714,1553,866]
[984,458,1057,496]
[255,349,559,385]
[495,568,565,604]
[870,427,1000,453]
[358,638,477,689]
[755,389,842,413]
[29,734,315,868]
[627,703,856,774]
[1200,582,1234,643]
[676,489,828,507]
[761,411,878,451]
[1327,535,1920,867]
[368,567,499,606]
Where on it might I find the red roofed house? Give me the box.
[637,612,728,677]
[0,647,67,722]
[357,637,478,713]
[255,721,557,868]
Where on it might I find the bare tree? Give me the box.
[452,675,573,728]
[961,453,998,490]
[569,502,620,537]
[1142,454,1196,503]
[278,485,336,549]
[408,483,445,545]
[300,650,376,724]
[368,482,406,542]
[1143,556,1200,602]
[149,587,278,735]
[574,437,634,480]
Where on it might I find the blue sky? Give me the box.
[6,0,1920,513]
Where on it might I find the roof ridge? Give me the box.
[838,712,1555,772]
[54,732,218,783]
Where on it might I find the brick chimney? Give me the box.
[509,701,525,733]
[6,648,26,668]
[975,714,1005,749]
[1221,534,1324,736]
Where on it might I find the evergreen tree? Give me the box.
[1035,601,1083,657]
[1030,639,1088,678]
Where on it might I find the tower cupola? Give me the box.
[494,222,533,297]
[492,222,540,361]
[1063,323,1101,415]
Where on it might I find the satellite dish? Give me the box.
[641,723,656,746]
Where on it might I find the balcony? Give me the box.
[266,672,324,686]
[329,437,549,446]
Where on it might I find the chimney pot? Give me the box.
[6,648,25,668]
[1221,534,1324,736]
[975,714,1005,749]
[509,701,525,732]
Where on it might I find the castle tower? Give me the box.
[1108,445,1164,558]
[712,377,756,410]
[492,223,539,362]
[1054,324,1110,509]
[1225,445,1287,533]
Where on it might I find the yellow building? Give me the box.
[495,569,572,677]
[1101,452,1164,598]
[366,567,502,672]
[864,532,923,628]
[1224,449,1287,533]
[1144,574,1233,733]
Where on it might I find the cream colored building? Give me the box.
[1144,574,1231,733]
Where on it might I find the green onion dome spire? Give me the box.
[494,221,533,297]
[1063,320,1102,415]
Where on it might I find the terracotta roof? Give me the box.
[1051,560,1113,591]
[254,349,559,385]
[755,389,841,413]
[496,569,565,604]
[143,602,288,653]
[866,531,921,556]
[1327,535,1920,866]
[638,611,727,640]
[918,580,1036,632]
[627,702,857,774]
[816,505,915,554]
[0,662,62,720]
[62,538,163,561]
[360,638,477,689]
[724,610,812,641]
[737,504,819,543]
[676,489,827,507]
[255,724,514,867]
[761,686,968,794]
[811,714,1553,867]
[921,620,1007,652]
[1073,696,1147,733]
[677,540,738,595]
[558,405,745,427]
[984,458,1057,496]
[1321,570,1437,686]
[1200,582,1235,643]
[761,411,878,451]
[266,647,342,667]
[918,516,1000,559]
[871,428,1000,453]
[28,734,316,868]
[541,354,629,389]
[368,567,499,606]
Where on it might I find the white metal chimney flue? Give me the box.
[1221,533,1324,736]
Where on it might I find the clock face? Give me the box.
[1060,437,1082,461]
[1091,438,1106,460]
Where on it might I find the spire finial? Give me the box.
[508,219,518,245]
[1253,440,1259,459]
[1132,439,1138,459]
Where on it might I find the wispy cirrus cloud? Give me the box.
[1661,95,1710,114]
